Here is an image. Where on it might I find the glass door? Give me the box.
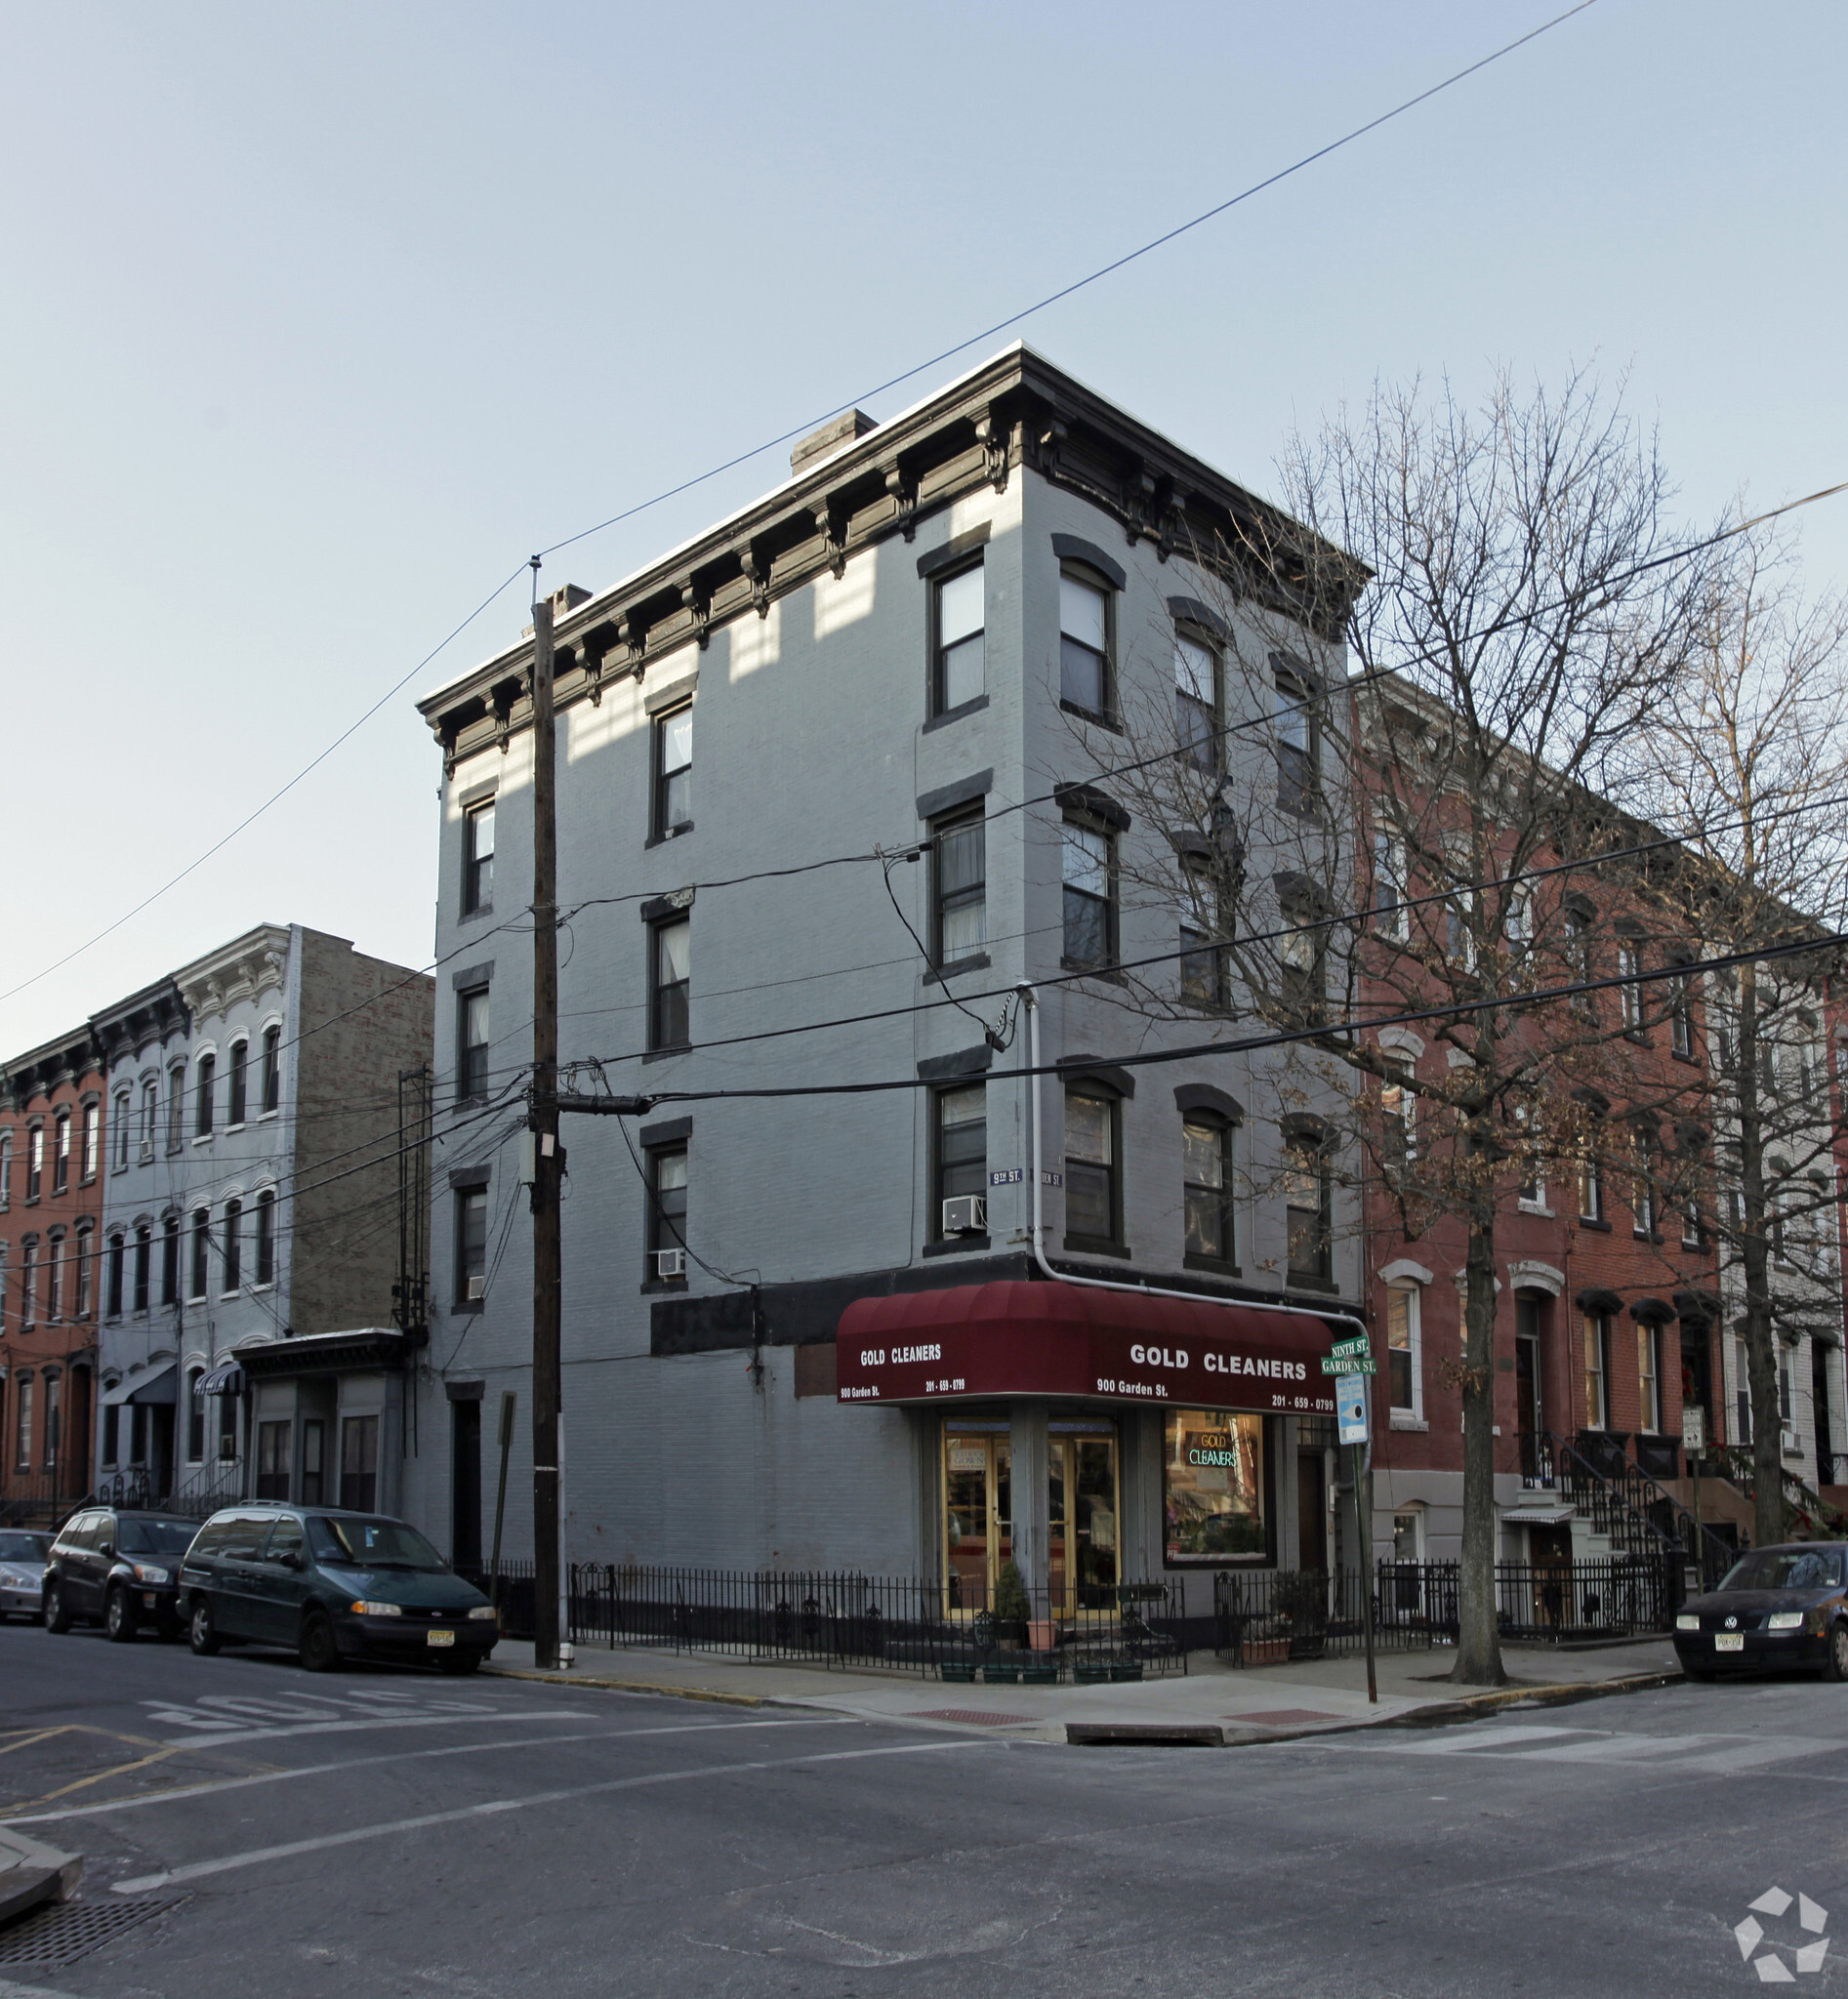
[943,1430,1009,1612]
[1048,1433,1119,1615]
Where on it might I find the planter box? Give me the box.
[940,1661,978,1684]
[982,1664,1021,1685]
[1073,1661,1114,1685]
[1028,1619,1056,1652]
[1018,1663,1060,1687]
[1108,1661,1144,1683]
[1242,1637,1290,1667]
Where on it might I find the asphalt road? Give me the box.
[3,1620,1847,1996]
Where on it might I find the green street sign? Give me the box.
[1322,1356,1377,1375]
[1329,1335,1370,1358]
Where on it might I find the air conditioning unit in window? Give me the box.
[655,1247,686,1280]
[466,1275,486,1301]
[941,1195,986,1237]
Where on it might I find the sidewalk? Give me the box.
[482,1633,1685,1745]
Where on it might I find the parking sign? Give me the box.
[1335,1374,1370,1445]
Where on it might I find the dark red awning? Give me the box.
[837,1281,1340,1415]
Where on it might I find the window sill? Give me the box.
[191,1135,214,1148]
[450,1301,485,1317]
[1062,1235,1131,1261]
[923,693,989,735]
[644,823,695,851]
[459,903,496,923]
[924,1235,990,1257]
[1633,1229,1664,1244]
[1517,1200,1553,1216]
[1389,1412,1429,1432]
[924,955,992,985]
[1670,1048,1702,1067]
[260,1108,281,1122]
[1059,958,1125,984]
[1183,1252,1242,1279]
[1287,1272,1340,1294]
[641,1045,691,1066]
[640,1278,689,1295]
[224,1122,246,1136]
[1579,1217,1613,1233]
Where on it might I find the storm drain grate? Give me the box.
[0,1896,181,1968]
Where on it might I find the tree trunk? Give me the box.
[1452,1213,1507,1685]
[1741,1256,1786,1548]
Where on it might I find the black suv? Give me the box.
[181,1504,498,1673]
[43,1508,199,1641]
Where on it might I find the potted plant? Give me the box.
[1270,1570,1330,1660]
[992,1560,1031,1650]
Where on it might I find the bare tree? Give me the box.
[1081,369,1705,1685]
[1626,520,1848,1548]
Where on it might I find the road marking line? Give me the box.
[109,1739,988,1893]
[6,1745,184,1815]
[148,1708,596,1750]
[2,1716,858,1825]
[1386,1725,1587,1755]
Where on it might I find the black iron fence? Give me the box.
[1213,1565,1436,1665]
[467,1564,1192,1682]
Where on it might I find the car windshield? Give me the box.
[116,1520,198,1557]
[0,1532,49,1563]
[308,1516,446,1571]
[1719,1548,1846,1592]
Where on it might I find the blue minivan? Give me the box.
[181,1504,498,1673]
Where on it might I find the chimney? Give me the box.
[790,409,878,476]
[524,584,592,637]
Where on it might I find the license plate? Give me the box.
[427,1627,456,1648]
[1715,1633,1745,1652]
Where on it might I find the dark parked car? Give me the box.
[1675,1542,1848,1680]
[43,1508,198,1640]
[0,1530,53,1622]
[180,1504,498,1674]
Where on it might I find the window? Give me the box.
[1064,1089,1118,1245]
[650,918,691,1049]
[1386,1285,1421,1414]
[256,1191,276,1286]
[1619,940,1644,1033]
[302,1421,325,1505]
[12,1376,31,1472]
[1770,1160,1789,1264]
[0,1131,10,1204]
[1182,1119,1234,1263]
[189,1209,210,1301]
[262,1027,281,1113]
[1164,1408,1265,1564]
[341,1414,380,1512]
[81,1102,98,1181]
[653,706,693,837]
[933,560,985,714]
[1565,907,1594,1016]
[1583,1313,1611,1428]
[102,1404,118,1468]
[140,1080,157,1157]
[1579,1144,1604,1224]
[1285,1132,1332,1285]
[1273,662,1319,813]
[74,1225,93,1319]
[1638,1322,1663,1433]
[1372,833,1407,941]
[112,1094,129,1168]
[195,1052,216,1135]
[26,1125,42,1201]
[160,1215,180,1307]
[20,1242,36,1326]
[167,1066,185,1150]
[219,1392,238,1462]
[1380,1065,1417,1173]
[227,1040,248,1125]
[40,1373,60,1470]
[933,1087,986,1239]
[464,799,496,913]
[222,1202,242,1293]
[458,988,490,1101]
[1174,632,1218,772]
[256,1420,291,1501]
[1179,863,1225,1009]
[186,1369,205,1463]
[1514,1101,1544,1206]
[105,1234,124,1317]
[1280,906,1327,1024]
[132,1225,150,1313]
[1503,886,1533,952]
[455,1188,487,1306]
[53,1113,69,1195]
[1681,1197,1704,1252]
[1058,567,1111,717]
[1670,968,1695,1057]
[647,1145,688,1278]
[1631,1133,1657,1237]
[932,810,985,966]
[47,1235,64,1321]
[1061,820,1114,969]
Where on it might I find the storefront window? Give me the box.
[1164,1407,1265,1565]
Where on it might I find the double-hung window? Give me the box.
[186,1369,205,1463]
[53,1114,69,1195]
[26,1126,41,1202]
[1579,1128,1605,1223]
[653,707,693,838]
[1280,903,1327,1025]
[1619,940,1644,1034]
[20,1242,37,1326]
[227,1040,248,1124]
[195,1053,216,1136]
[113,1100,130,1170]
[256,1191,276,1286]
[464,799,496,913]
[1064,1088,1118,1246]
[458,988,490,1102]
[1372,833,1408,942]
[1637,1323,1663,1433]
[650,918,691,1050]
[933,1085,986,1239]
[222,1201,242,1294]
[1386,1285,1420,1415]
[105,1234,124,1317]
[1174,632,1218,772]
[1182,1118,1234,1263]
[140,1081,158,1158]
[80,1103,98,1181]
[0,1132,9,1205]
[932,809,986,967]
[74,1225,93,1319]
[160,1216,180,1307]
[1632,1132,1657,1238]
[1273,661,1319,813]
[262,1027,282,1113]
[189,1209,210,1301]
[647,1145,688,1280]
[47,1234,64,1321]
[933,560,985,714]
[168,1066,185,1150]
[1380,1065,1417,1174]
[1179,863,1225,1009]
[1061,820,1114,970]
[132,1225,150,1313]
[1059,567,1112,719]
[1284,1132,1333,1285]
[455,1188,487,1305]
[1584,1314,1611,1428]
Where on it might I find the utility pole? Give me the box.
[529,575,563,1670]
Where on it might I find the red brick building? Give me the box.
[0,1027,105,1525]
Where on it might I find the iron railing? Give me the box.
[1413,1556,1676,1641]
[469,1564,1192,1681]
[1213,1565,1436,1665]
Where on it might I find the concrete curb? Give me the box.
[0,1825,82,1929]
[482,1665,765,1708]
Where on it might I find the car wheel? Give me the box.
[438,1652,481,1677]
[299,1612,340,1674]
[188,1596,222,1656]
[1826,1623,1848,1684]
[43,1583,71,1635]
[104,1585,139,1644]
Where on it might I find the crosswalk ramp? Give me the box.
[1345,1719,1843,1775]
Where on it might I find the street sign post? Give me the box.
[1332,1373,1378,1705]
[1683,1406,1707,1588]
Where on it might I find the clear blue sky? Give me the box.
[2,0,1842,1051]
